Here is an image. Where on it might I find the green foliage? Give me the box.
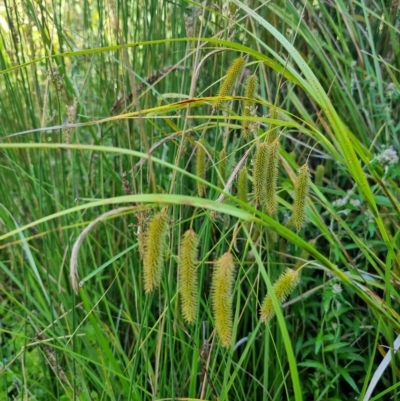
[1,1,400,400]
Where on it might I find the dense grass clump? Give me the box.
[1,1,400,400]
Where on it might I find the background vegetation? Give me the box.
[1,0,399,400]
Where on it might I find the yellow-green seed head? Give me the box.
[214,56,246,111]
[253,142,268,207]
[143,212,169,293]
[244,74,258,100]
[179,229,200,323]
[260,268,300,322]
[242,74,258,139]
[212,252,236,347]
[291,164,310,231]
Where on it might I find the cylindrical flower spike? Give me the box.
[143,212,169,293]
[242,74,258,139]
[291,164,310,231]
[213,56,246,111]
[260,268,300,323]
[179,229,200,323]
[212,252,236,347]
[253,142,268,207]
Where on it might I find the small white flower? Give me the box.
[333,197,348,207]
[350,199,361,207]
[377,146,399,167]
[332,283,342,294]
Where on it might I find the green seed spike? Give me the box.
[242,74,258,139]
[253,142,268,207]
[212,252,236,347]
[179,229,200,323]
[260,268,300,322]
[213,56,246,111]
[291,164,310,231]
[143,212,169,293]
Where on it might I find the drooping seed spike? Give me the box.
[291,164,310,231]
[179,229,200,323]
[242,74,258,139]
[252,142,268,207]
[260,268,300,323]
[211,252,236,347]
[143,212,169,293]
[213,56,246,111]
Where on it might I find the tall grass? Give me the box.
[1,1,399,400]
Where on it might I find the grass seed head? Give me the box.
[252,142,268,207]
[212,252,236,347]
[213,56,246,111]
[291,164,310,231]
[143,212,169,293]
[179,229,200,323]
[242,73,258,139]
[260,268,300,322]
